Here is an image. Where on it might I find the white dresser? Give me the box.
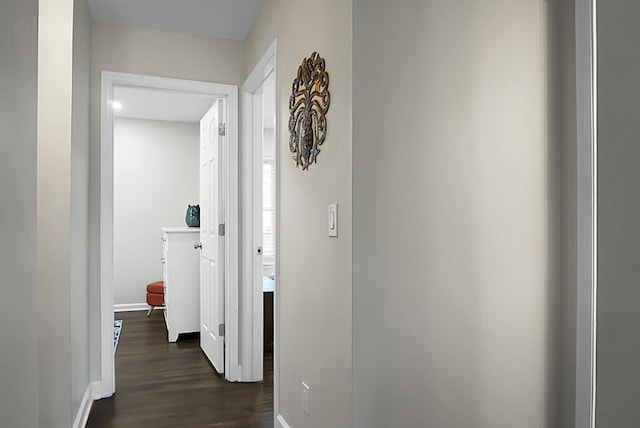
[161,227,200,342]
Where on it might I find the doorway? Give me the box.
[260,75,277,368]
[111,85,214,314]
[98,72,239,397]
[240,40,278,385]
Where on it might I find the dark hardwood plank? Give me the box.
[87,311,273,428]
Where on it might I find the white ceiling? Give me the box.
[113,86,217,123]
[87,0,266,41]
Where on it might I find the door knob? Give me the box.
[194,242,202,250]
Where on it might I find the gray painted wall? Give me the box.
[553,1,578,426]
[37,0,74,424]
[353,1,569,427]
[245,1,353,426]
[0,1,40,426]
[596,1,640,425]
[71,0,92,418]
[1,1,92,426]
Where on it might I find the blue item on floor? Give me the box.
[114,320,123,354]
[263,276,275,292]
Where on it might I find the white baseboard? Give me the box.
[72,383,94,428]
[90,381,104,400]
[91,380,113,401]
[114,303,154,312]
[276,414,291,428]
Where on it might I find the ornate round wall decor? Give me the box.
[288,52,330,170]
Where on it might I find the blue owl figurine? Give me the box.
[185,204,200,227]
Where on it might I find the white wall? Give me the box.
[245,1,353,427]
[113,118,199,305]
[89,21,244,380]
[596,2,640,425]
[353,1,560,427]
[70,0,92,418]
[0,1,40,426]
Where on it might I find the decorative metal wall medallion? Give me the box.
[289,52,330,170]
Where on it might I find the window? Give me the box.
[262,159,276,259]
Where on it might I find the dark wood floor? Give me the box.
[87,311,273,428]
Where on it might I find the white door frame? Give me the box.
[575,0,597,426]
[98,71,239,397]
[240,39,278,392]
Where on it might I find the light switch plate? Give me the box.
[302,381,310,416]
[328,203,338,237]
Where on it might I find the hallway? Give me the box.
[87,311,273,427]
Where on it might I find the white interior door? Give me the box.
[200,99,226,374]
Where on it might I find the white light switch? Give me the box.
[328,203,338,237]
[302,382,310,416]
